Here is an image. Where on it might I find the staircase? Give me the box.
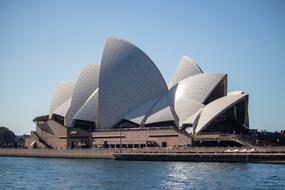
[31,132,52,149]
[193,133,255,147]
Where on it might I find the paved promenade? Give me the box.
[1,147,285,163]
[0,148,114,159]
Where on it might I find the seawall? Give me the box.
[1,147,285,163]
[113,152,285,163]
[0,148,114,159]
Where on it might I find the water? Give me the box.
[0,157,285,190]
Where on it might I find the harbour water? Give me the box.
[1,157,285,190]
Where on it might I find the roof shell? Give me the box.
[66,64,100,127]
[174,98,204,128]
[52,98,72,117]
[49,81,75,116]
[144,93,175,124]
[98,38,168,129]
[123,96,160,125]
[183,108,203,127]
[168,56,202,88]
[195,94,248,134]
[72,88,99,124]
[174,73,227,104]
[227,91,244,96]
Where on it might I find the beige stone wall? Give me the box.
[26,119,192,149]
[24,132,48,149]
[35,120,67,149]
[65,127,193,149]
[91,128,192,148]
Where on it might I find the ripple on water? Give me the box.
[0,157,285,190]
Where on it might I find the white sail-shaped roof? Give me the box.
[144,93,175,124]
[195,94,248,134]
[168,73,226,128]
[184,109,203,134]
[169,56,202,88]
[72,88,99,124]
[49,81,75,116]
[227,91,244,96]
[98,38,168,129]
[174,98,205,128]
[123,97,160,125]
[174,73,227,104]
[52,98,72,117]
[65,64,100,127]
[183,108,203,127]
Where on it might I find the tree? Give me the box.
[0,126,17,148]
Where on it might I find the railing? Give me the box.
[93,126,176,132]
[112,146,285,154]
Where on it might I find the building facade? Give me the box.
[25,37,249,149]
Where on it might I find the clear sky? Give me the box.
[0,0,284,135]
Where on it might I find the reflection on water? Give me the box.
[0,157,285,190]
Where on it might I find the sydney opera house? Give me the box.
[25,37,250,149]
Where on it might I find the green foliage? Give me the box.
[15,135,27,147]
[0,126,17,148]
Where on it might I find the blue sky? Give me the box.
[0,0,284,135]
